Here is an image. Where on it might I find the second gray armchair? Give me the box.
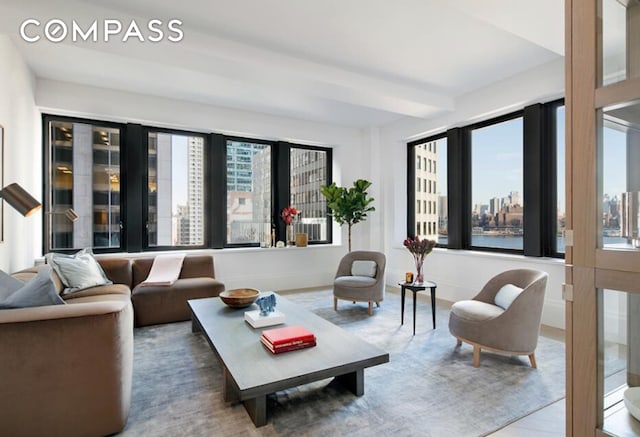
[448,268,548,368]
[333,251,386,316]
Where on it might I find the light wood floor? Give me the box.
[486,324,566,436]
[488,398,565,436]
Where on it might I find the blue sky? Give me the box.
[471,117,523,206]
[435,107,629,215]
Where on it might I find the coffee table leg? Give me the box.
[335,368,364,396]
[223,368,240,403]
[401,287,405,325]
[191,315,202,333]
[243,395,268,427]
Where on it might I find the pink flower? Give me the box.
[403,236,436,257]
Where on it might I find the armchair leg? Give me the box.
[368,301,373,316]
[376,301,380,308]
[528,353,537,368]
[473,345,481,367]
[456,339,462,347]
[334,296,337,311]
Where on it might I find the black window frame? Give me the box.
[43,114,126,254]
[548,99,566,258]
[222,136,276,249]
[287,143,333,246]
[42,114,334,254]
[468,110,525,255]
[407,132,448,248]
[406,98,565,258]
[141,126,211,252]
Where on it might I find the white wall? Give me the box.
[377,57,567,329]
[0,36,41,272]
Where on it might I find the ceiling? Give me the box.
[0,0,564,128]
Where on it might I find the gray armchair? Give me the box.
[448,269,548,367]
[333,251,386,316]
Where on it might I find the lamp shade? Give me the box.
[64,208,79,222]
[0,183,42,217]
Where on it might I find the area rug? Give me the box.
[119,289,566,437]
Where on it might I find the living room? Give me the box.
[0,1,637,436]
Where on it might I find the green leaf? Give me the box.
[320,179,375,230]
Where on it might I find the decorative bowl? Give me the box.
[624,387,640,421]
[219,288,260,308]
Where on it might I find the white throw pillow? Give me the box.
[494,283,523,310]
[351,260,377,278]
[46,248,112,295]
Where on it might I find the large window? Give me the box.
[226,140,271,246]
[46,118,122,251]
[147,132,205,247]
[44,115,333,253]
[471,115,524,251]
[290,147,329,242]
[407,99,564,257]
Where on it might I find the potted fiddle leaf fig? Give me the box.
[320,179,375,252]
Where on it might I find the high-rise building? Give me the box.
[175,204,190,245]
[48,121,121,250]
[438,195,448,232]
[509,191,522,207]
[290,148,328,241]
[415,141,438,239]
[187,137,204,245]
[490,197,501,215]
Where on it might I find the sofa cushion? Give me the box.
[451,300,504,322]
[63,293,131,305]
[335,275,377,288]
[46,248,113,295]
[351,260,377,278]
[96,257,132,287]
[0,270,25,300]
[62,283,131,301]
[132,277,224,326]
[0,267,65,309]
[494,284,523,310]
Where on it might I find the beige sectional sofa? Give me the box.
[0,254,225,437]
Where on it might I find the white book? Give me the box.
[244,309,286,328]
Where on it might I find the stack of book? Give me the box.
[260,325,316,354]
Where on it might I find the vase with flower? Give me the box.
[280,205,299,246]
[402,236,436,284]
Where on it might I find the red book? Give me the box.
[261,336,316,354]
[261,325,315,346]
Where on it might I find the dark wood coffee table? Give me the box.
[188,293,389,427]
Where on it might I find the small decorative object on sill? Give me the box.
[286,224,295,246]
[295,233,308,247]
[280,205,299,247]
[405,272,414,283]
[402,236,436,284]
